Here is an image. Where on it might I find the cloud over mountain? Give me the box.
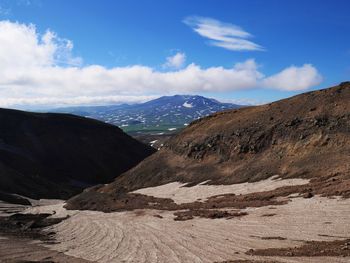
[0,20,322,108]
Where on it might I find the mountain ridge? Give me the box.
[66,82,350,212]
[52,94,243,135]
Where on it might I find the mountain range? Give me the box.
[52,95,243,135]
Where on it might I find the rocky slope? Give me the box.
[67,82,350,211]
[0,109,155,200]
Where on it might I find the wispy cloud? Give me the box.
[184,16,263,51]
[0,21,321,108]
[163,52,186,69]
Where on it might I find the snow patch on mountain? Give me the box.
[183,101,193,108]
[52,95,243,134]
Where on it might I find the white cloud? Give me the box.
[0,21,81,68]
[0,95,157,109]
[183,16,263,51]
[163,52,186,69]
[263,64,323,91]
[0,20,322,108]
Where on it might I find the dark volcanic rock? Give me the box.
[247,238,350,257]
[0,108,156,200]
[0,211,92,262]
[0,212,66,240]
[0,191,31,205]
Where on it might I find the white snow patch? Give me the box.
[133,176,310,204]
[30,197,350,263]
[183,101,193,108]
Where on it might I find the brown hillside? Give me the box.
[67,82,350,211]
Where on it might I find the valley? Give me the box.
[0,2,348,262]
[0,82,349,262]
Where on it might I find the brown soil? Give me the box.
[247,239,350,257]
[173,209,247,221]
[65,183,287,213]
[217,261,281,263]
[65,192,178,212]
[66,82,350,212]
[261,214,276,217]
[260,236,287,241]
[249,235,287,241]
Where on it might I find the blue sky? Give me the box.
[0,0,349,108]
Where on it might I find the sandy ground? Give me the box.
[21,196,349,263]
[132,176,310,204]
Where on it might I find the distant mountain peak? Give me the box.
[51,94,244,135]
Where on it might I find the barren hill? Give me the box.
[0,109,155,200]
[67,82,350,211]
